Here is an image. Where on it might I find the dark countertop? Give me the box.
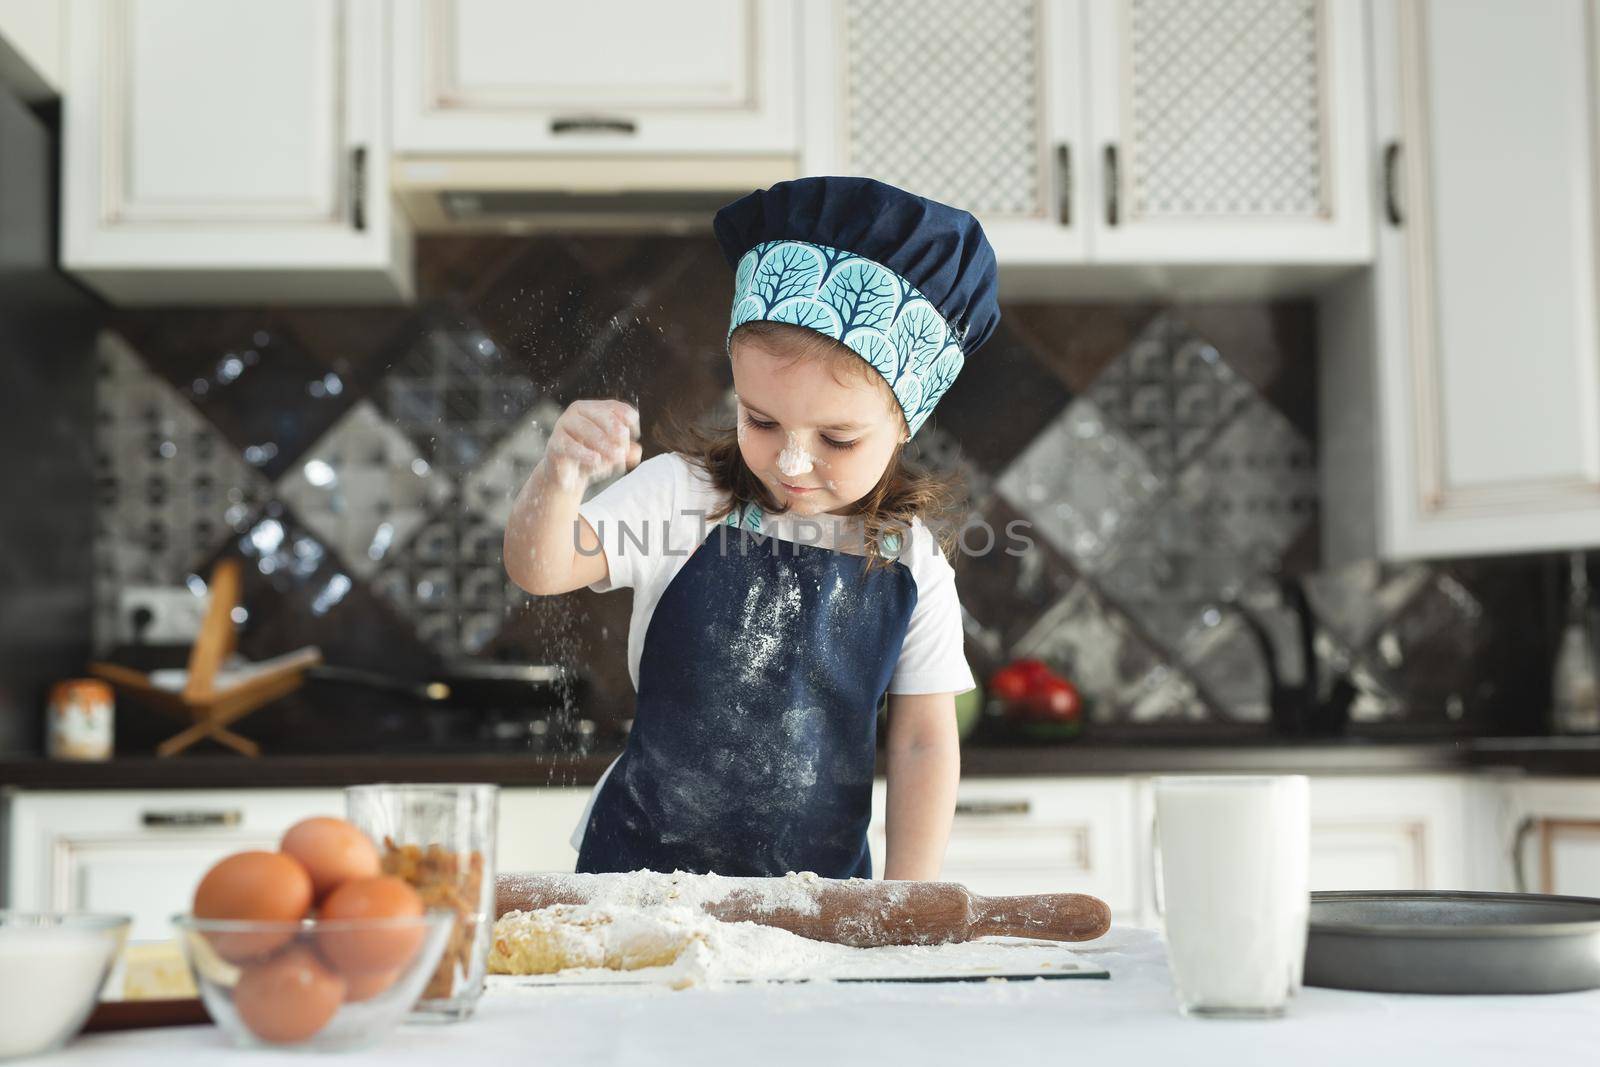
[6,736,1600,790]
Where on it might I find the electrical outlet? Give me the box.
[118,586,210,645]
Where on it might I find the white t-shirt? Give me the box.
[568,451,974,849]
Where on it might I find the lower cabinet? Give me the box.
[1504,778,1600,897]
[0,772,1516,942]
[870,777,1142,922]
[2,787,594,941]
[4,789,344,940]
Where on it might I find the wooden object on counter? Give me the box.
[495,872,1112,948]
[88,559,321,757]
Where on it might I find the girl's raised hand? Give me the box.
[544,399,642,489]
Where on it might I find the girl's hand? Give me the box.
[544,399,642,490]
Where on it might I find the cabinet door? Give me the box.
[1085,0,1370,263]
[393,0,798,155]
[6,790,343,941]
[1307,776,1469,891]
[868,777,1139,918]
[62,0,410,304]
[1364,0,1600,558]
[496,788,591,875]
[802,0,1088,264]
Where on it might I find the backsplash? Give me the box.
[90,235,1565,752]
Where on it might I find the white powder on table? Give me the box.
[488,902,1094,991]
[499,869,826,917]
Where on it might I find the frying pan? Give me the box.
[1304,890,1600,994]
[307,661,569,707]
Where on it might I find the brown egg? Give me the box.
[316,876,425,976]
[342,967,401,1003]
[233,945,346,1044]
[193,851,313,962]
[280,817,381,902]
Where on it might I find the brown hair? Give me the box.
[655,321,965,567]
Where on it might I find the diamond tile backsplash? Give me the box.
[91,234,1569,747]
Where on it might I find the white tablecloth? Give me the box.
[33,928,1597,1067]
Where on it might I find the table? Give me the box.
[36,928,1597,1066]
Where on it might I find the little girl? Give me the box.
[503,177,999,880]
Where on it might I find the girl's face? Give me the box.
[729,335,904,516]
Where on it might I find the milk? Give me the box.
[0,928,121,1057]
[1154,775,1309,1017]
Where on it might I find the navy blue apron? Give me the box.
[576,508,917,878]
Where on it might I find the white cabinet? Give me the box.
[392,0,799,156]
[1085,0,1370,264]
[1505,778,1600,896]
[1304,776,1472,892]
[2,786,592,940]
[62,0,412,305]
[4,789,343,940]
[801,0,1088,265]
[802,0,1369,281]
[1322,0,1600,562]
[869,777,1142,921]
[496,787,589,875]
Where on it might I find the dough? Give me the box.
[489,904,713,975]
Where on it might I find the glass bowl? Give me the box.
[172,910,453,1052]
[0,912,130,1061]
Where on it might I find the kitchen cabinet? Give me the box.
[1084,0,1371,265]
[1506,778,1600,896]
[391,0,799,156]
[3,789,343,940]
[61,0,411,305]
[801,0,1369,287]
[1322,0,1600,562]
[1304,775,1473,892]
[868,777,1143,921]
[3,786,589,941]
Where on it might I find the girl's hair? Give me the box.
[656,321,966,567]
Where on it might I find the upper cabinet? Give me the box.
[62,0,411,305]
[801,0,1370,279]
[1085,0,1370,264]
[1322,0,1600,561]
[391,0,800,156]
[800,0,1088,264]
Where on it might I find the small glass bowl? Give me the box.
[172,911,453,1052]
[0,912,130,1062]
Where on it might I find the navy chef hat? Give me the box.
[713,176,1000,437]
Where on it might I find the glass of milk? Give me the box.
[1153,775,1309,1018]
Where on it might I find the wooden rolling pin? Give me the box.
[495,872,1111,948]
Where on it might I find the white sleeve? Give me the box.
[888,531,977,696]
[576,453,683,593]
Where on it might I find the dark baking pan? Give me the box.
[1306,890,1600,994]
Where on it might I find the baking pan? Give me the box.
[1305,890,1600,994]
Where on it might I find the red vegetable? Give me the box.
[1027,676,1083,721]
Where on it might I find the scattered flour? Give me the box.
[499,869,825,917]
[488,902,1094,991]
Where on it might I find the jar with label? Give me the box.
[47,679,114,760]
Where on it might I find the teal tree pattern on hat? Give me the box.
[728,240,967,437]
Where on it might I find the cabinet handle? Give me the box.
[142,809,242,828]
[550,116,638,136]
[1103,144,1120,227]
[349,146,367,233]
[1382,141,1404,227]
[1510,816,1535,893]
[1055,142,1073,227]
[953,799,1031,817]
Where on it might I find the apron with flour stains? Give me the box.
[575,505,917,878]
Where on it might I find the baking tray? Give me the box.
[1305,890,1600,995]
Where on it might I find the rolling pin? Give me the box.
[495,872,1111,948]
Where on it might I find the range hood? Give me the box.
[392,155,799,233]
